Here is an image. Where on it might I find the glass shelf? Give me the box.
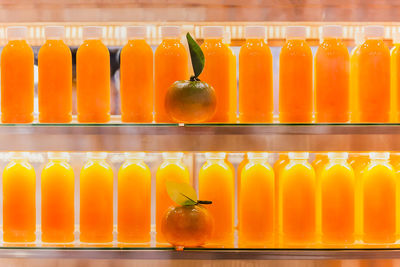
[0,123,399,151]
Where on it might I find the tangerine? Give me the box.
[161,204,214,249]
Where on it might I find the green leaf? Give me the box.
[186,32,205,79]
[166,180,198,206]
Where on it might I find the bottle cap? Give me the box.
[125,152,146,160]
[245,26,266,39]
[288,152,309,160]
[45,26,65,39]
[364,25,384,39]
[321,25,343,39]
[126,26,146,39]
[9,151,30,160]
[205,152,226,159]
[162,152,184,159]
[48,152,70,160]
[82,26,103,40]
[203,26,224,39]
[369,152,390,160]
[7,26,28,40]
[161,26,181,39]
[86,152,107,160]
[247,152,268,160]
[327,152,348,160]
[286,26,307,39]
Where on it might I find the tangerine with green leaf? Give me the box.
[165,33,217,123]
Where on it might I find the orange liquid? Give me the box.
[279,39,313,123]
[120,39,153,122]
[391,44,400,122]
[80,157,113,243]
[118,158,151,243]
[228,46,237,122]
[392,155,400,240]
[273,153,288,246]
[315,38,350,122]
[155,155,190,242]
[320,159,355,244]
[199,156,234,246]
[363,159,396,243]
[3,158,36,242]
[280,157,316,246]
[200,39,234,122]
[76,39,110,123]
[312,154,328,178]
[41,158,74,243]
[1,40,34,123]
[237,154,249,225]
[154,38,188,122]
[239,158,274,247]
[38,39,72,123]
[350,45,362,122]
[239,39,273,123]
[312,153,328,241]
[357,39,390,122]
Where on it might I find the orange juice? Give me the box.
[41,152,74,243]
[118,152,151,243]
[156,152,190,242]
[77,26,110,123]
[80,152,113,243]
[239,152,274,247]
[391,153,400,240]
[279,152,315,247]
[357,26,390,123]
[154,26,188,122]
[223,32,238,122]
[3,152,36,242]
[350,32,364,122]
[200,26,234,122]
[239,26,273,123]
[312,153,328,178]
[391,34,400,122]
[363,152,396,244]
[279,26,313,123]
[38,26,72,123]
[237,153,249,222]
[312,153,328,240]
[1,27,34,123]
[273,153,288,246]
[320,152,355,245]
[199,152,234,246]
[120,26,153,123]
[315,26,350,123]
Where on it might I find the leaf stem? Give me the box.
[197,200,212,205]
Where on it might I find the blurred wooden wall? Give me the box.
[1,0,400,22]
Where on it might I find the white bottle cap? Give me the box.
[321,25,343,39]
[45,26,65,39]
[161,26,181,39]
[203,26,224,39]
[327,152,348,160]
[162,152,184,159]
[48,152,70,160]
[369,152,390,160]
[86,152,107,160]
[244,26,266,39]
[248,152,269,160]
[7,26,28,40]
[288,152,309,160]
[205,152,226,159]
[82,26,103,40]
[125,152,146,160]
[9,151,30,160]
[286,26,307,39]
[364,25,384,39]
[126,26,146,40]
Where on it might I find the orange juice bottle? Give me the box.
[312,153,328,241]
[362,152,396,244]
[120,26,153,123]
[77,26,110,123]
[38,26,72,123]
[223,31,238,122]
[118,152,151,243]
[1,27,34,123]
[239,26,273,123]
[279,152,315,247]
[391,33,400,122]
[350,32,364,122]
[199,152,234,246]
[3,152,36,242]
[154,26,188,122]
[41,152,74,243]
[156,152,190,242]
[273,153,288,246]
[80,152,113,243]
[279,26,313,123]
[315,26,350,123]
[320,152,355,245]
[200,26,234,122]
[239,152,274,247]
[357,26,390,123]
